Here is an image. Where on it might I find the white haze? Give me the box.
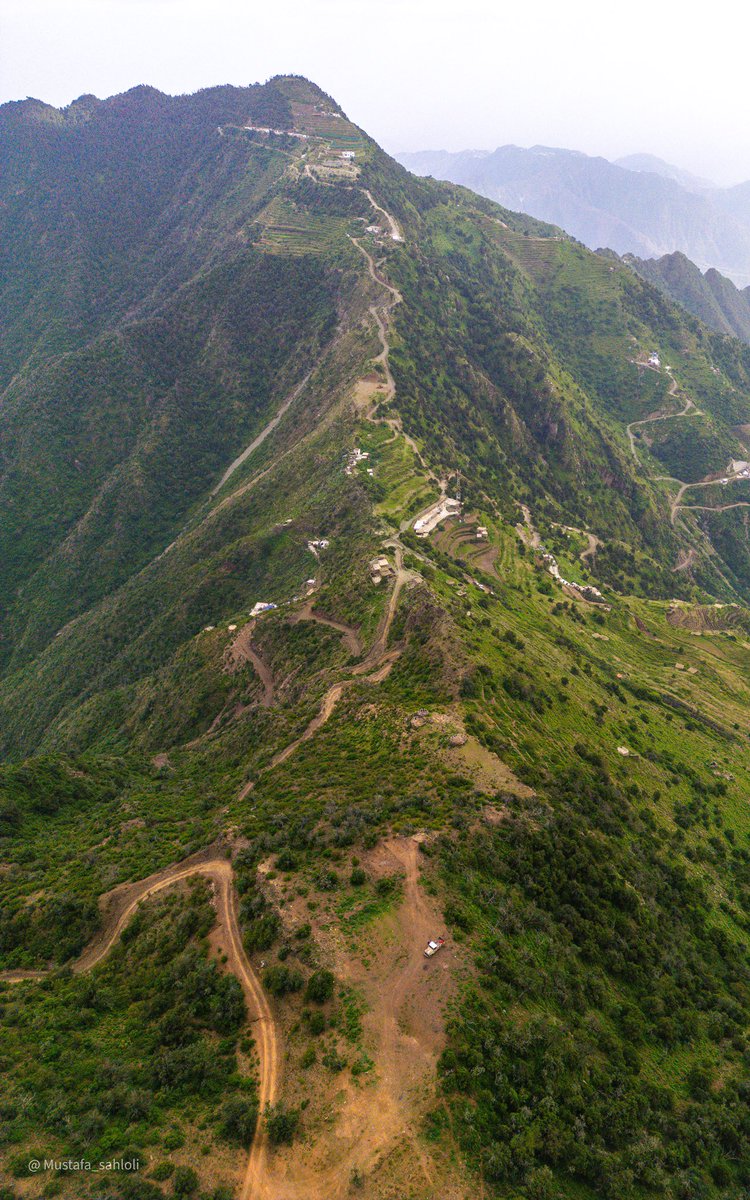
[3,0,750,186]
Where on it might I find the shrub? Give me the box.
[220,1097,258,1147]
[349,867,366,887]
[172,1167,199,1197]
[263,965,303,997]
[305,969,335,1004]
[150,1163,175,1181]
[265,1103,301,1145]
[308,1010,326,1035]
[316,869,339,891]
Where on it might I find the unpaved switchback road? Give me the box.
[289,599,363,658]
[0,849,279,1200]
[626,363,699,463]
[349,237,434,464]
[361,188,404,241]
[255,547,408,778]
[623,360,750,533]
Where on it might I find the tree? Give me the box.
[220,1096,258,1147]
[265,1103,301,1145]
[305,969,334,1004]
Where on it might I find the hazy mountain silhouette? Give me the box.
[398,145,750,285]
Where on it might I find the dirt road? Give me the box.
[348,235,437,481]
[0,849,278,1200]
[289,599,362,658]
[626,364,699,463]
[623,360,750,535]
[224,624,275,706]
[516,503,541,549]
[254,835,455,1199]
[361,187,404,241]
[255,547,407,776]
[555,522,601,563]
[673,547,697,572]
[677,501,750,515]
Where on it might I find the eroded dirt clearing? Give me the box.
[256,836,471,1199]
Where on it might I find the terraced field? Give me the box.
[290,101,365,152]
[254,196,352,255]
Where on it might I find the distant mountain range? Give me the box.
[397,145,750,286]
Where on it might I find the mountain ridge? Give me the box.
[3,75,750,1200]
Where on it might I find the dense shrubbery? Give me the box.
[437,757,750,1197]
[0,882,255,1172]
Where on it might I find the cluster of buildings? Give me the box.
[244,124,310,139]
[541,549,605,603]
[414,497,462,537]
[345,448,369,475]
[369,555,395,585]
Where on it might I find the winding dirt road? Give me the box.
[554,522,601,563]
[348,236,436,477]
[289,599,362,658]
[677,501,750,515]
[0,849,278,1200]
[361,188,404,241]
[225,624,275,707]
[626,363,699,462]
[241,547,408,790]
[624,358,750,538]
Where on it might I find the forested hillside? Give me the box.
[3,76,750,1200]
[621,249,750,344]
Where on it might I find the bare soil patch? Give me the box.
[256,837,472,1199]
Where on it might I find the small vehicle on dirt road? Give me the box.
[424,937,445,958]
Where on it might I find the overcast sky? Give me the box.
[3,0,750,185]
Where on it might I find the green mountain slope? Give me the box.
[2,76,750,1200]
[622,249,750,344]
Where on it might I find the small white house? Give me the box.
[341,150,356,160]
